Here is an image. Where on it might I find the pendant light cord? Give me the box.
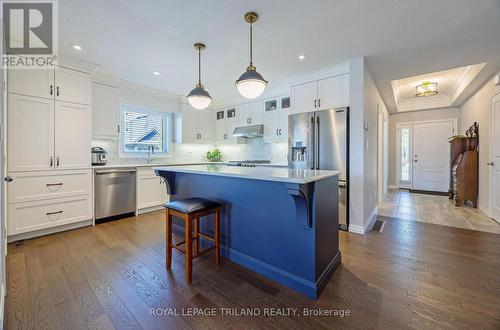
[249,22,253,67]
[198,47,201,86]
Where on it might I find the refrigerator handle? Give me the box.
[310,116,315,170]
[316,116,320,169]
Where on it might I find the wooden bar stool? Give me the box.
[164,198,222,283]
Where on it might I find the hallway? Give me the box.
[378,189,500,234]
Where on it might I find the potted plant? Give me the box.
[206,148,223,162]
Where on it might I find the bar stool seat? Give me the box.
[164,198,222,283]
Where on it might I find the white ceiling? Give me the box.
[59,0,500,111]
[391,63,486,112]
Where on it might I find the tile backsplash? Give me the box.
[92,138,288,165]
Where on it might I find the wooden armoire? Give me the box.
[448,122,479,207]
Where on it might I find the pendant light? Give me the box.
[187,43,212,109]
[235,12,268,99]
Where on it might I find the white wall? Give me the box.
[460,73,500,216]
[388,107,461,187]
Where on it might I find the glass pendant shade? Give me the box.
[187,84,212,109]
[187,43,212,109]
[235,66,267,99]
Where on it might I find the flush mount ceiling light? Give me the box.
[152,71,161,76]
[298,54,308,61]
[71,43,83,51]
[415,81,438,97]
[187,43,212,110]
[235,11,268,99]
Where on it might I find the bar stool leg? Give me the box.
[214,208,221,267]
[166,210,172,270]
[194,217,199,257]
[185,215,193,283]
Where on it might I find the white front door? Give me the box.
[490,93,500,220]
[412,121,454,192]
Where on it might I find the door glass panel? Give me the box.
[400,128,410,181]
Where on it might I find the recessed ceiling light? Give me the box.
[152,71,161,76]
[298,54,308,61]
[71,44,83,51]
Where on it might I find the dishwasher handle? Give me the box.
[95,169,137,175]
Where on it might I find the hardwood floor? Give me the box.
[4,211,500,329]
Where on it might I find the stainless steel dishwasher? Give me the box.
[95,168,136,222]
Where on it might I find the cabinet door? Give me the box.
[55,67,91,105]
[199,110,213,143]
[236,103,250,127]
[318,74,350,110]
[225,108,237,143]
[55,101,91,169]
[137,176,163,209]
[291,81,317,115]
[181,105,200,143]
[91,82,120,139]
[263,98,279,143]
[214,110,227,143]
[249,100,264,126]
[8,68,54,99]
[8,94,54,172]
[278,96,290,141]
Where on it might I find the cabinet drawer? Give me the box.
[8,195,92,235]
[7,170,91,203]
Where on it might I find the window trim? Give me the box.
[119,103,173,159]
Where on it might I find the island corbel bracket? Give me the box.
[286,183,313,228]
[155,170,176,195]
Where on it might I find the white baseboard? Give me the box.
[0,284,4,329]
[349,206,378,235]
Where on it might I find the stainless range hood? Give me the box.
[232,124,264,138]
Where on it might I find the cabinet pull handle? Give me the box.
[46,183,63,186]
[46,210,63,216]
[50,156,53,167]
[318,99,321,108]
[49,85,53,95]
[279,128,282,135]
[117,125,120,133]
[56,86,60,96]
[314,99,317,108]
[56,156,60,167]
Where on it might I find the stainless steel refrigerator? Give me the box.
[288,107,349,230]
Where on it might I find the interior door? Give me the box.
[55,101,91,169]
[412,121,454,192]
[490,93,500,220]
[8,94,55,171]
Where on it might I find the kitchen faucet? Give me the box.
[147,145,155,163]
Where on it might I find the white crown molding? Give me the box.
[58,53,100,73]
[288,61,350,87]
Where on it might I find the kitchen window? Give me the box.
[120,104,170,156]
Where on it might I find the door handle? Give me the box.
[4,176,13,182]
[414,159,418,163]
[487,162,495,166]
[310,116,315,170]
[316,117,320,169]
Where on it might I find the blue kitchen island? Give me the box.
[155,164,341,299]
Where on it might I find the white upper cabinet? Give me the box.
[317,74,350,110]
[8,68,55,100]
[236,101,264,127]
[291,73,349,114]
[214,107,238,144]
[54,102,91,169]
[236,103,251,127]
[91,82,121,139]
[54,67,91,105]
[263,95,290,143]
[8,94,55,172]
[291,81,317,115]
[178,104,213,144]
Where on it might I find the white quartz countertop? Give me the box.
[154,164,339,184]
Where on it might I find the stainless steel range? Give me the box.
[227,160,271,167]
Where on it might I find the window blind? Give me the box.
[122,106,169,153]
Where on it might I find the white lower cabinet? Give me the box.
[137,167,169,211]
[8,195,92,236]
